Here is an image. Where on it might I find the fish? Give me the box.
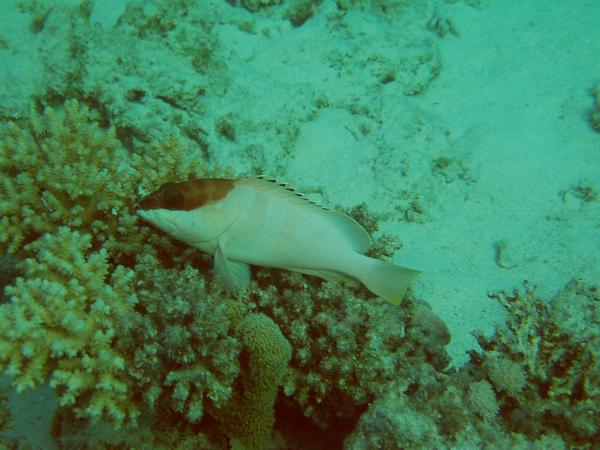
[136,177,420,304]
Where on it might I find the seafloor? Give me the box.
[0,0,599,448]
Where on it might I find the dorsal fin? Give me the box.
[255,175,331,210]
[238,177,372,253]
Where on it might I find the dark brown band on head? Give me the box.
[137,178,235,211]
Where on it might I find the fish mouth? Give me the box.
[136,209,150,221]
[136,209,178,235]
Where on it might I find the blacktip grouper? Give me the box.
[136,177,419,304]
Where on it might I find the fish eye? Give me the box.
[162,188,185,210]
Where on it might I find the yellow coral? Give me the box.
[0,100,131,255]
[215,313,292,450]
[0,227,139,426]
[0,99,223,432]
[0,99,209,258]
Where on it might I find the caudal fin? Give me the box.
[362,260,420,304]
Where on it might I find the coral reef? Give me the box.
[1,98,598,449]
[344,278,600,449]
[0,100,131,255]
[0,101,212,428]
[117,253,242,425]
[215,313,292,450]
[0,387,13,447]
[0,99,206,260]
[345,381,446,450]
[239,269,451,428]
[0,0,597,447]
[474,279,600,446]
[0,228,140,425]
[466,380,499,421]
[482,350,527,397]
[0,100,294,446]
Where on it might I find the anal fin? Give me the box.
[291,267,353,283]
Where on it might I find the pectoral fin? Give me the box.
[214,239,251,295]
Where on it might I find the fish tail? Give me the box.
[362,260,420,304]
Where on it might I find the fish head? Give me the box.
[136,178,237,246]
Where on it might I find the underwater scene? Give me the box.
[0,0,599,448]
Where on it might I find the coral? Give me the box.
[341,276,598,449]
[0,255,18,302]
[284,0,319,28]
[0,227,140,426]
[0,100,213,429]
[343,371,540,450]
[241,268,450,427]
[0,99,131,255]
[240,0,282,13]
[346,370,527,450]
[4,98,592,450]
[345,384,444,450]
[0,388,14,446]
[530,433,569,450]
[482,351,527,397]
[214,313,292,450]
[475,279,600,446]
[51,408,229,450]
[466,380,498,422]
[0,99,206,259]
[47,285,291,449]
[120,253,242,424]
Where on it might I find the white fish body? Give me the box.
[136,177,419,304]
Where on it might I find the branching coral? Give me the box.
[119,253,242,424]
[0,100,214,429]
[0,99,297,447]
[0,99,208,259]
[0,227,140,426]
[475,279,600,445]
[344,383,445,450]
[0,98,294,449]
[482,351,527,397]
[466,380,498,422]
[239,269,450,428]
[0,100,135,256]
